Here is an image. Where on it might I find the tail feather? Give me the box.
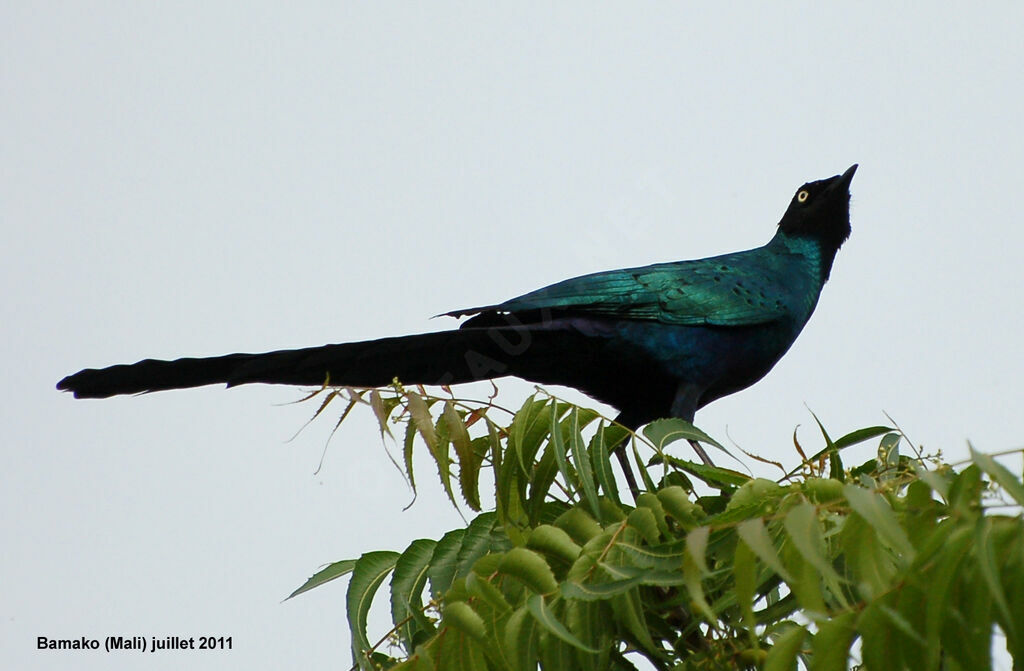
[57,326,583,399]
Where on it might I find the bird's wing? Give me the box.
[446,250,794,327]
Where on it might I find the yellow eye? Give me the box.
[797,190,810,203]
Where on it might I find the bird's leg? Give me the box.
[671,385,715,467]
[687,439,714,467]
[614,448,641,501]
[610,413,641,500]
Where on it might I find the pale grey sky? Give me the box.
[3,3,1023,669]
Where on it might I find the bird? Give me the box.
[58,165,856,470]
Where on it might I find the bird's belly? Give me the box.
[610,321,800,405]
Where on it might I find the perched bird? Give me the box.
[58,165,856,461]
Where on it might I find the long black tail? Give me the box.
[56,324,593,400]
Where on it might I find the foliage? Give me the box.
[288,385,1024,671]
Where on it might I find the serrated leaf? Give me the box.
[616,536,687,570]
[913,463,950,500]
[347,551,400,667]
[737,519,791,584]
[763,624,807,671]
[611,588,660,655]
[685,526,710,575]
[444,401,482,510]
[922,524,973,670]
[466,571,512,613]
[809,610,856,671]
[527,594,600,653]
[783,503,845,600]
[843,484,915,560]
[499,547,558,594]
[627,506,661,545]
[403,415,418,500]
[568,408,602,521]
[683,550,716,624]
[369,389,395,439]
[643,417,725,452]
[599,564,688,587]
[443,601,487,641]
[832,425,895,450]
[840,513,894,600]
[286,558,358,600]
[734,538,758,639]
[550,403,578,500]
[427,528,466,598]
[975,517,1014,638]
[456,513,504,578]
[527,524,582,564]
[406,391,437,448]
[590,422,621,504]
[503,605,538,671]
[654,455,750,488]
[971,447,1024,507]
[390,539,438,650]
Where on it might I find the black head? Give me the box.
[777,165,857,268]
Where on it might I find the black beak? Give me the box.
[834,164,858,190]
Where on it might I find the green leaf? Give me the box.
[406,391,437,448]
[654,455,750,489]
[860,602,917,667]
[455,513,504,578]
[527,594,600,653]
[840,513,895,600]
[922,524,973,670]
[590,423,621,504]
[527,524,582,564]
[369,389,396,439]
[971,447,1024,506]
[809,610,856,671]
[550,403,578,500]
[763,624,807,671]
[643,417,725,452]
[390,539,438,651]
[347,551,400,667]
[503,605,539,671]
[427,528,465,598]
[527,438,561,521]
[442,601,487,641]
[685,526,710,575]
[843,484,915,560]
[466,571,511,613]
[498,547,558,594]
[913,463,951,501]
[975,517,1014,638]
[733,538,758,641]
[783,503,843,588]
[832,425,895,450]
[286,558,357,600]
[568,408,602,521]
[656,486,703,530]
[403,416,418,500]
[611,588,661,656]
[444,401,482,511]
[683,533,716,623]
[627,506,661,545]
[737,518,793,583]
